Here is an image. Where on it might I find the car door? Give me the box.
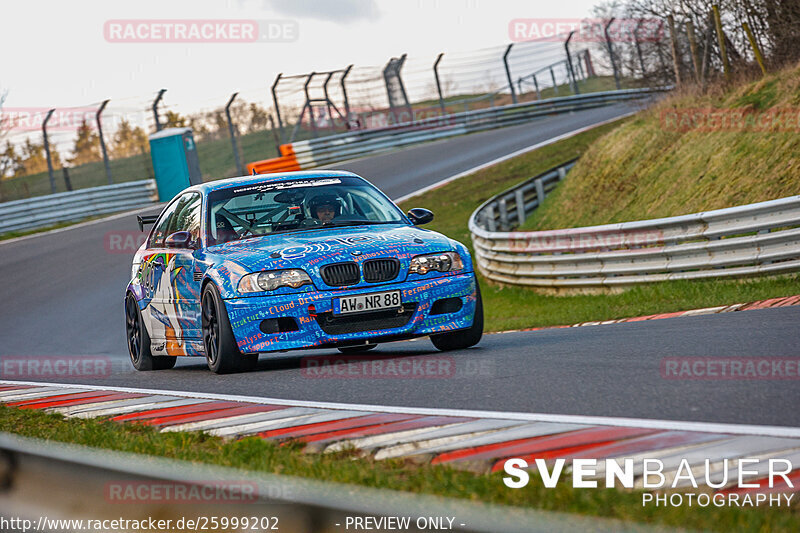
[162,192,204,341]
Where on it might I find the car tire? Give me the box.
[202,283,258,374]
[430,279,484,352]
[125,293,177,371]
[338,343,378,354]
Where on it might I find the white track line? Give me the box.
[391,112,635,204]
[3,380,799,438]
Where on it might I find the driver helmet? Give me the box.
[308,193,341,218]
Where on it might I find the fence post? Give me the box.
[341,64,353,123]
[42,109,56,194]
[565,31,579,94]
[304,72,318,138]
[604,18,621,90]
[584,49,596,77]
[686,19,702,83]
[550,67,558,95]
[271,73,285,144]
[268,115,281,157]
[152,89,166,132]
[96,99,112,185]
[503,44,517,104]
[533,74,541,99]
[742,22,767,76]
[667,14,683,86]
[634,20,647,76]
[225,92,243,176]
[62,166,73,191]
[712,5,731,81]
[433,52,446,115]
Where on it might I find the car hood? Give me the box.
[206,224,457,287]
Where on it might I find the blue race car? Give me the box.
[125,171,483,373]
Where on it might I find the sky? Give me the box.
[1,0,600,149]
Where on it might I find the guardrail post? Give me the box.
[498,198,509,231]
[503,44,517,104]
[549,67,558,95]
[514,189,526,225]
[486,204,496,232]
[225,92,243,176]
[96,99,113,185]
[433,53,446,116]
[564,31,579,94]
[534,178,545,204]
[42,109,56,194]
[271,73,285,144]
[152,89,166,132]
[604,18,621,90]
[557,167,567,181]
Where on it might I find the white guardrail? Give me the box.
[468,161,800,287]
[0,432,641,533]
[0,179,157,234]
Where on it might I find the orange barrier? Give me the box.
[246,144,300,175]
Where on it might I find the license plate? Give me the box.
[333,290,401,315]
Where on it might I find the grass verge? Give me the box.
[1,405,797,532]
[396,118,800,332]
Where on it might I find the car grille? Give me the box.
[315,303,418,335]
[363,258,400,283]
[320,262,360,287]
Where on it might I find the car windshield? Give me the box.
[207,176,406,244]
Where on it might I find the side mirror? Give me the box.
[407,208,434,226]
[165,231,194,249]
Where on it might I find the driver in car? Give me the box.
[309,194,340,223]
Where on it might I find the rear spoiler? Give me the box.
[137,214,159,232]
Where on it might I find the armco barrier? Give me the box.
[0,179,157,234]
[469,161,800,287]
[248,87,668,174]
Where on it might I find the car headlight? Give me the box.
[408,252,463,275]
[238,269,312,293]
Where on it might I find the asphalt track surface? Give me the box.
[2,101,798,427]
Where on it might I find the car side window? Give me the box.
[149,200,180,248]
[167,193,202,243]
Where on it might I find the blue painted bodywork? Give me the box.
[126,171,478,356]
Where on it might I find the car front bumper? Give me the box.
[223,273,478,353]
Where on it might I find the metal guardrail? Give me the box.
[248,87,670,174]
[0,180,157,234]
[469,161,800,287]
[0,432,661,533]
